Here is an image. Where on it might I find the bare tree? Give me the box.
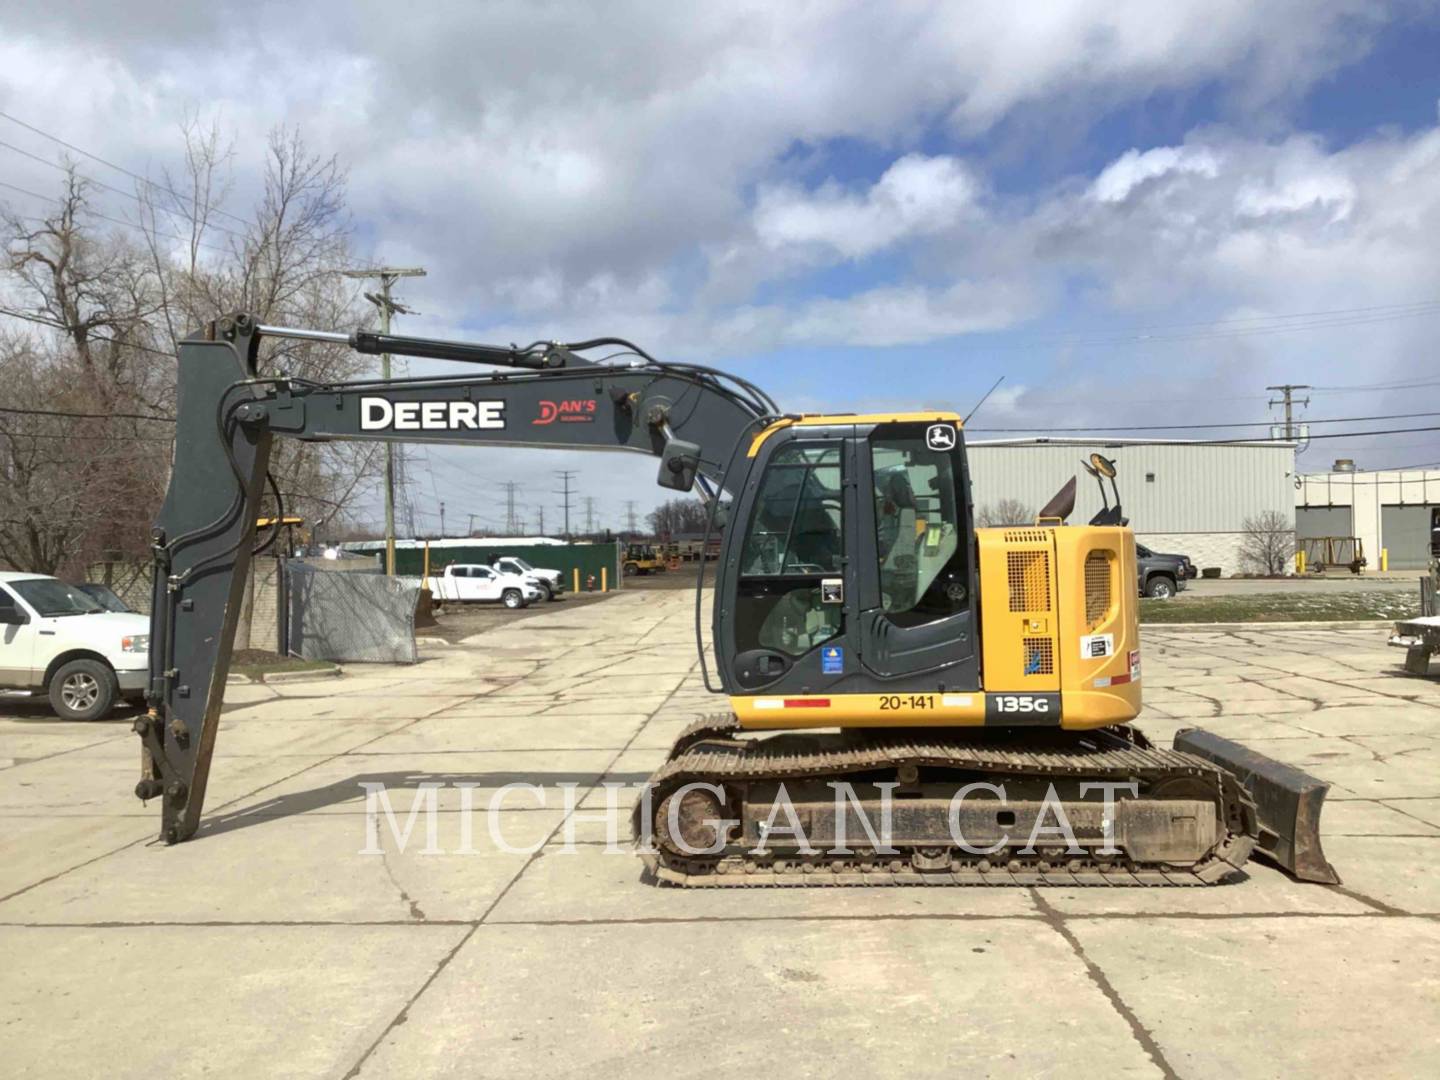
[0,124,379,616]
[976,498,1035,528]
[1239,511,1294,576]
[647,497,710,538]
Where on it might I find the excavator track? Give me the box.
[636,716,1259,887]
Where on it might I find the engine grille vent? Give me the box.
[1023,637,1054,676]
[1084,550,1112,628]
[1007,550,1052,612]
[1003,529,1051,544]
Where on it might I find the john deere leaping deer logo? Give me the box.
[925,423,956,451]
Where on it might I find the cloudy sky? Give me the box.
[3,1,1440,534]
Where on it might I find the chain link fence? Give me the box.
[286,562,421,663]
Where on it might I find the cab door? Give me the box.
[720,436,851,691]
[468,566,501,602]
[856,422,979,682]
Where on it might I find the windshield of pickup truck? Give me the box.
[10,579,106,616]
[506,558,533,571]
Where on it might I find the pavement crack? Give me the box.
[1031,890,1179,1080]
[379,849,427,922]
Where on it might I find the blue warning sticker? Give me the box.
[821,645,844,674]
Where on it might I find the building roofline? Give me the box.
[968,436,1296,449]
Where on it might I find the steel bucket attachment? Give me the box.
[1174,728,1340,885]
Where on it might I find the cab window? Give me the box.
[734,443,843,657]
[871,434,969,627]
[740,444,843,576]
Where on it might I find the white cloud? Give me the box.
[1,1,1437,504]
[1090,146,1221,203]
[754,154,977,258]
[0,0,1399,324]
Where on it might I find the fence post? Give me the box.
[276,554,290,656]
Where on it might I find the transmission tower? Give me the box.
[624,499,639,534]
[554,471,577,538]
[501,481,522,535]
[583,496,598,534]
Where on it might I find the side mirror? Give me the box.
[0,607,29,626]
[657,437,701,492]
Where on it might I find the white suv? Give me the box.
[0,572,150,720]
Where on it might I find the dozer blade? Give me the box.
[1174,728,1340,884]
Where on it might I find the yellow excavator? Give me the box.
[133,313,1336,886]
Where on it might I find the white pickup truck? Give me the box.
[0,572,150,720]
[424,563,544,609]
[487,555,564,601]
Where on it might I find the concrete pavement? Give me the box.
[1,590,1438,1078]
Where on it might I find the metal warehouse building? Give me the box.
[967,438,1296,575]
[1296,465,1440,571]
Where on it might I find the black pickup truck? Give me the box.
[1136,543,1194,599]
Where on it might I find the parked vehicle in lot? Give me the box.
[0,572,149,720]
[622,543,666,576]
[486,554,564,600]
[424,563,543,608]
[1136,544,1192,598]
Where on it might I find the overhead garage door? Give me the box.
[1381,505,1436,570]
[1296,506,1353,539]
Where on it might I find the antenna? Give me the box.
[963,376,1006,424]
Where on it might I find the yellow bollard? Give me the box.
[573,567,580,594]
[1296,549,1305,574]
[1381,548,1389,572]
[601,567,608,593]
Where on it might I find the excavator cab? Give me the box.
[717,416,979,699]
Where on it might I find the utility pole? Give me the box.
[554,470,577,539]
[343,266,427,574]
[583,496,598,535]
[536,505,546,536]
[439,500,446,538]
[467,513,477,537]
[1267,384,1311,441]
[623,499,638,534]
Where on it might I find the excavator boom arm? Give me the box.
[140,313,769,843]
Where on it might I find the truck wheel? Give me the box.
[623,563,637,577]
[539,582,555,602]
[48,659,118,721]
[1146,576,1176,599]
[502,588,525,609]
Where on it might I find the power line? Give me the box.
[0,109,254,228]
[0,137,250,243]
[0,306,176,358]
[0,404,173,422]
[1,179,230,254]
[0,431,174,443]
[969,410,1440,434]
[985,424,1440,448]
